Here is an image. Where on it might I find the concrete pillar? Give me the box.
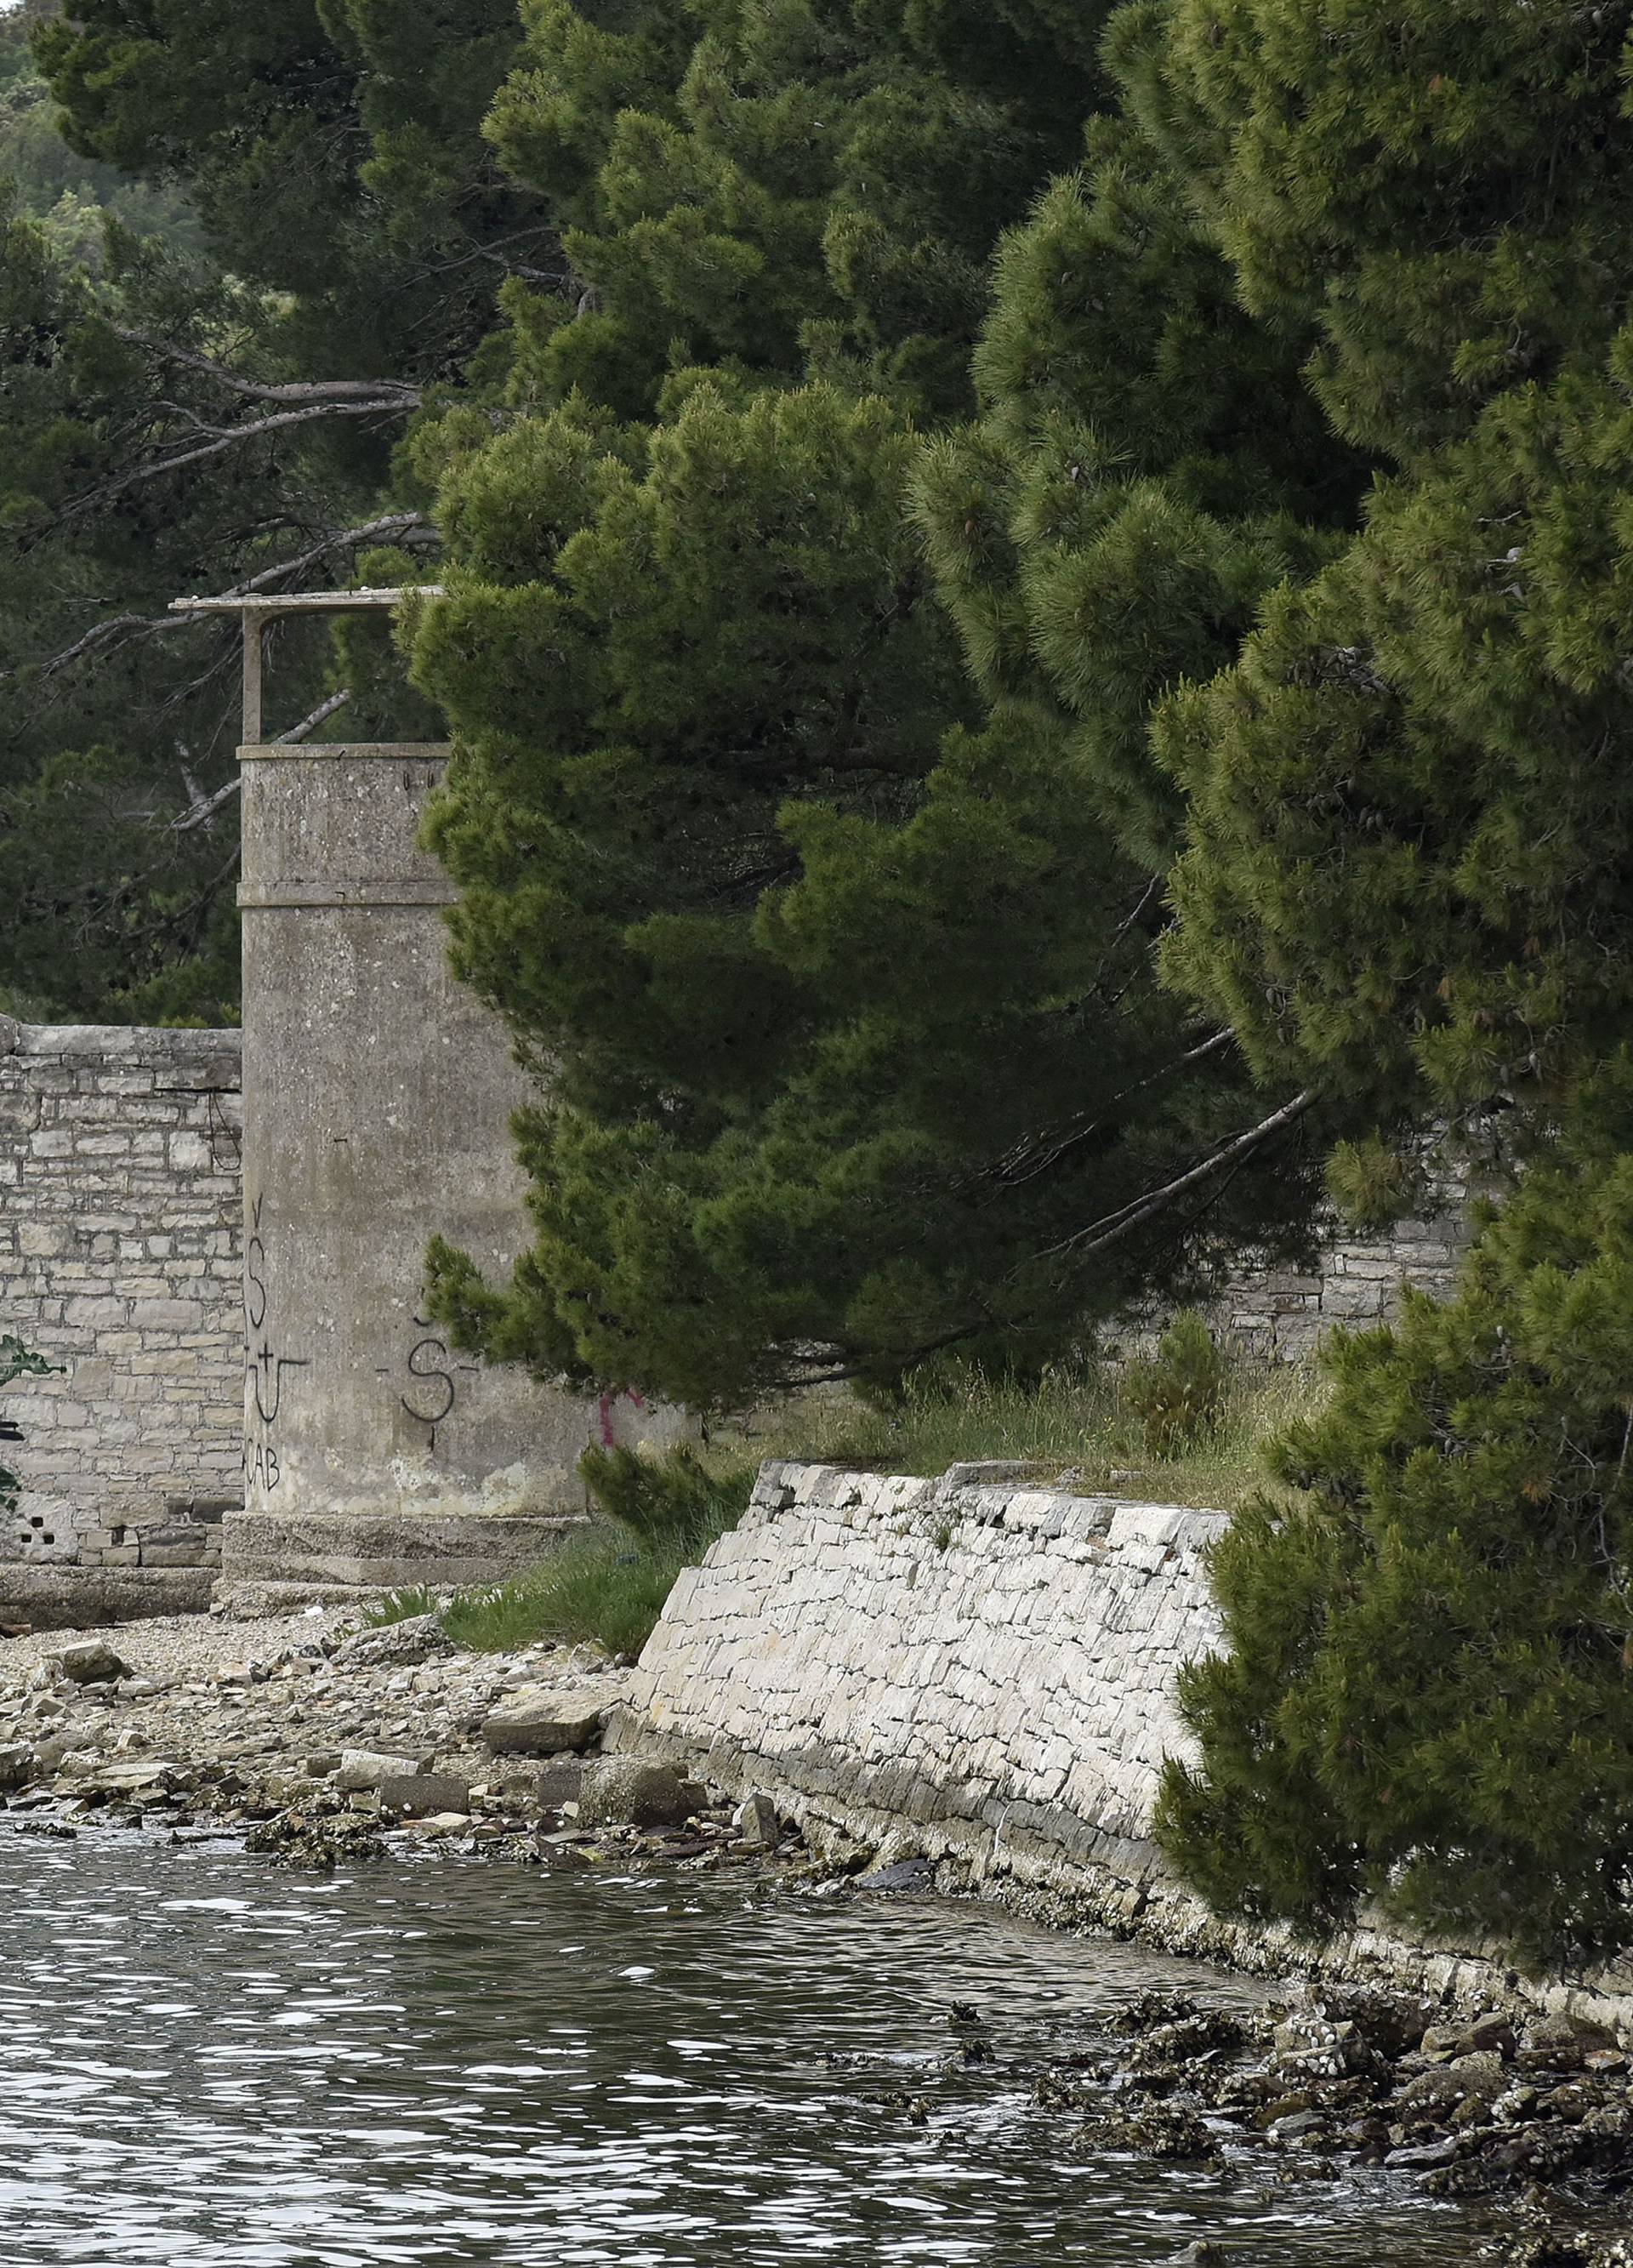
[232,734,675,1566]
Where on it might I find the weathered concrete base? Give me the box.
[0,1564,214,1629]
[219,1506,583,1592]
[209,1578,395,1618]
[612,1459,1633,2036]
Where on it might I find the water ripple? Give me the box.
[0,1821,1508,2265]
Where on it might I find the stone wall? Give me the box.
[1213,1203,1470,1364]
[0,1021,242,1581]
[617,1459,1633,2028]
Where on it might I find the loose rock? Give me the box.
[377,1769,470,1819]
[335,1747,429,1792]
[0,1741,36,1791]
[575,1758,701,1829]
[732,1792,781,1850]
[481,1678,629,1756]
[48,1639,129,1685]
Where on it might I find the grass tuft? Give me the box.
[409,1456,756,1657]
[435,1525,693,1659]
[366,1351,1323,1653]
[361,1582,441,1629]
[731,1355,1326,1511]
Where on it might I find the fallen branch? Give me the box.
[1030,1086,1318,1268]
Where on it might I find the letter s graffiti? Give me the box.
[401,1336,456,1427]
[245,1191,267,1333]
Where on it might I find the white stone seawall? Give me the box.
[617,1459,1633,2032]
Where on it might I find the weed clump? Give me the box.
[1124,1311,1230,1456]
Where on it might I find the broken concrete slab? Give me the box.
[481,1677,630,1757]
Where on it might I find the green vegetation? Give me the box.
[739,1349,1320,1513]
[1123,1311,1230,1459]
[415,0,1339,1408]
[438,1517,736,1661]
[14,0,1633,1959]
[1159,1085,1633,1970]
[366,1445,755,1657]
[1131,3,1633,1966]
[365,1348,1308,1654]
[0,1331,55,1513]
[0,2,195,259]
[0,0,540,1017]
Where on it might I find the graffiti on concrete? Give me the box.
[393,1315,479,1450]
[243,1193,307,1495]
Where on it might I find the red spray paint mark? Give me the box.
[598,1388,646,1448]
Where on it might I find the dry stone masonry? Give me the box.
[624,1457,1226,1905]
[0,1001,1468,1614]
[1212,1200,1470,1361]
[617,1459,1633,2032]
[0,1021,242,1593]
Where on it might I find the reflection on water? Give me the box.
[0,1821,1511,2265]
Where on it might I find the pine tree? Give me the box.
[913,107,1370,875]
[1122,0,1633,1957]
[1125,0,1633,1154]
[484,0,1107,420]
[415,3,1337,1406]
[1158,1070,1633,1970]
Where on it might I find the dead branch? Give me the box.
[274,687,352,745]
[111,328,422,408]
[39,516,433,677]
[1029,1086,1318,1268]
[170,689,350,830]
[65,397,415,517]
[976,1029,1237,1198]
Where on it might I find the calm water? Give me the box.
[0,1819,1517,2266]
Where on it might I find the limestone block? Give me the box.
[0,1742,37,1790]
[378,1769,471,1819]
[481,1677,630,1756]
[128,1298,203,1331]
[139,1540,210,1569]
[48,1638,130,1684]
[576,1758,703,1829]
[335,1748,430,1792]
[733,1792,782,1849]
[499,1758,583,1814]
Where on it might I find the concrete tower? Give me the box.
[170,589,681,1593]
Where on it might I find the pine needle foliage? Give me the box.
[578,1442,755,1553]
[1158,1073,1633,1971]
[413,0,1350,1408]
[1126,0,1633,1958]
[1124,1309,1228,1457]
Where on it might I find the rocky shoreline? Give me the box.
[0,1604,782,1878]
[2,1606,1631,2265]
